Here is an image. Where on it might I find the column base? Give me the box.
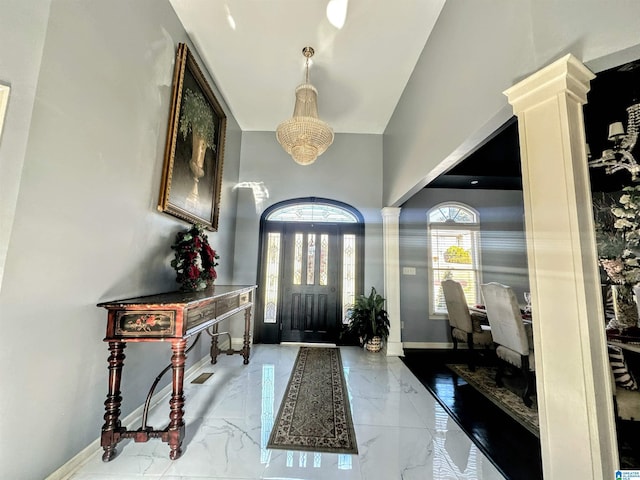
[385,341,404,357]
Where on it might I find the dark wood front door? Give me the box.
[280,223,340,343]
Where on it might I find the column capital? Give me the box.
[504,54,595,114]
[381,207,401,220]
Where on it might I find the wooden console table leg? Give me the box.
[101,341,126,462]
[210,323,220,364]
[168,339,187,460]
[242,306,252,365]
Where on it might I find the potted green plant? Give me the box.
[343,287,390,352]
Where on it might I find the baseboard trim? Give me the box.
[45,352,216,480]
[403,342,457,349]
[281,342,338,348]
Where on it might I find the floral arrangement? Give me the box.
[179,88,216,150]
[595,185,640,286]
[170,223,219,292]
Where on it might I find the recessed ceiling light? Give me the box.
[470,180,479,185]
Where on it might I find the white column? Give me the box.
[382,207,404,356]
[504,54,618,478]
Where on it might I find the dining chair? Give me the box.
[480,282,535,407]
[441,279,493,371]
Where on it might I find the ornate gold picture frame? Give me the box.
[158,43,226,231]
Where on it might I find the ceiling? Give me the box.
[429,58,640,192]
[168,0,445,134]
[427,119,523,191]
[169,1,640,193]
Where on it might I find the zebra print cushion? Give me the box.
[604,286,615,323]
[608,344,638,390]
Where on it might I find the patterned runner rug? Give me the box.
[448,364,539,437]
[268,347,358,454]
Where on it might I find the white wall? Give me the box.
[384,0,640,208]
[0,1,242,478]
[232,131,385,339]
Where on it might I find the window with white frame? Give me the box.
[428,203,480,315]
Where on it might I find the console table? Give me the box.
[96,284,256,461]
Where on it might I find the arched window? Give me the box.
[266,203,359,223]
[256,198,364,343]
[428,203,481,315]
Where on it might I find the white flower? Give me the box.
[627,231,640,241]
[620,195,631,204]
[612,208,628,218]
[615,218,635,229]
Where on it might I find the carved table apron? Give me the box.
[96,285,256,461]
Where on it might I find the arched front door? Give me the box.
[256,198,364,344]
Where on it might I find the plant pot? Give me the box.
[365,336,383,352]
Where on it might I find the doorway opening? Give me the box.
[255,198,364,344]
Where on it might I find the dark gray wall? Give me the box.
[400,187,529,345]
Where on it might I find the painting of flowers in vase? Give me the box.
[158,43,227,231]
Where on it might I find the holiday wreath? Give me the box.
[170,223,219,292]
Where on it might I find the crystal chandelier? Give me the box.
[589,101,640,180]
[276,47,334,166]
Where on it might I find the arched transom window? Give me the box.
[428,203,481,314]
[266,203,359,223]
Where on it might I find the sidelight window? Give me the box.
[264,233,281,323]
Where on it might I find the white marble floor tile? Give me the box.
[349,389,429,428]
[69,475,165,480]
[67,344,504,480]
[161,417,266,478]
[68,439,173,478]
[261,449,362,480]
[356,424,503,480]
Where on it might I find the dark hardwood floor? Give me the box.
[402,349,640,479]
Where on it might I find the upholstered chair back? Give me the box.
[442,279,473,333]
[481,282,529,356]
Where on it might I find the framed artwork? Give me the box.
[158,43,227,231]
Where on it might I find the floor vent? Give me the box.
[191,372,214,384]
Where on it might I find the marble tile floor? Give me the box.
[66,345,506,480]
